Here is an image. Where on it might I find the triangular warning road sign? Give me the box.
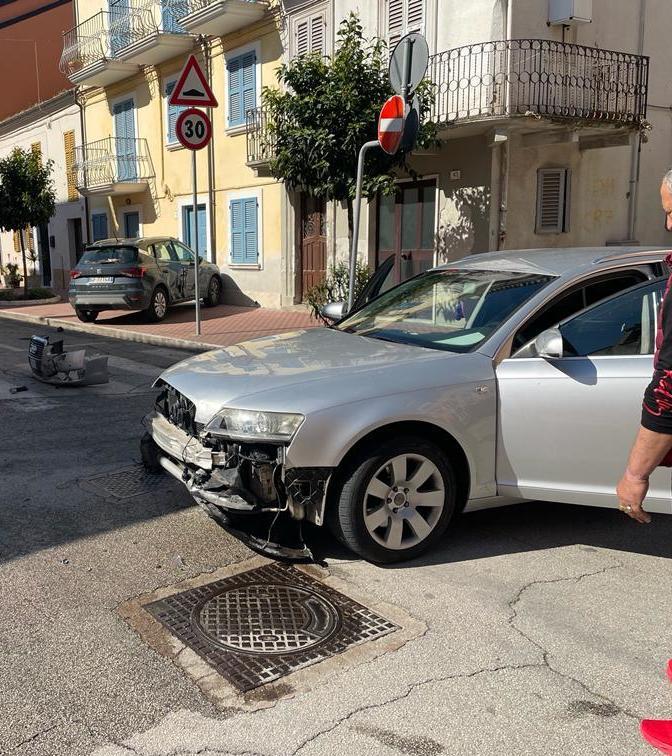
[169,54,218,108]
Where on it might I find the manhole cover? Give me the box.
[83,464,171,500]
[195,583,340,654]
[145,563,398,692]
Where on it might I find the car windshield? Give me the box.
[337,268,556,352]
[79,247,137,265]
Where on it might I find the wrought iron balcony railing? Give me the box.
[60,11,112,77]
[246,105,276,165]
[74,137,155,191]
[429,39,649,127]
[108,0,186,55]
[246,39,649,166]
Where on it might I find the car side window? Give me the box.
[512,272,648,351]
[173,241,194,263]
[153,241,176,262]
[559,279,665,357]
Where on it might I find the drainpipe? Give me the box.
[492,0,513,250]
[75,87,90,246]
[202,36,216,261]
[627,0,646,242]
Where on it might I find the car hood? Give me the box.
[158,327,487,423]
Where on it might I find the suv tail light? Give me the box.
[118,266,145,278]
[70,270,82,279]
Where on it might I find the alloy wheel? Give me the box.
[362,453,445,550]
[154,290,167,319]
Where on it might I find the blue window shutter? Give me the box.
[230,200,244,263]
[241,51,256,123]
[113,98,136,181]
[165,80,182,143]
[197,205,207,259]
[227,55,243,126]
[243,198,258,264]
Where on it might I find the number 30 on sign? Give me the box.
[175,108,212,150]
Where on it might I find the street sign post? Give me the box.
[170,55,218,336]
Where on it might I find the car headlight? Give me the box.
[205,408,304,442]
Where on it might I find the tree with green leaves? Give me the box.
[0,147,56,298]
[263,13,435,248]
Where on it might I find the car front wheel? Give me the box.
[203,276,221,307]
[328,437,457,563]
[75,307,98,323]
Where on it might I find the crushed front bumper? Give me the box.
[141,411,334,560]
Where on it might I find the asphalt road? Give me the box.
[2,318,672,756]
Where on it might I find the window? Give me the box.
[227,50,256,128]
[153,241,176,261]
[230,197,258,265]
[91,213,108,241]
[182,204,207,258]
[173,240,194,262]
[558,279,665,358]
[31,142,42,163]
[536,168,570,234]
[387,0,424,49]
[63,130,78,202]
[293,7,327,57]
[164,79,185,145]
[513,271,649,353]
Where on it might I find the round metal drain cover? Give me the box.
[193,583,340,655]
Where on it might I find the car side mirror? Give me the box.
[534,327,564,359]
[320,301,346,323]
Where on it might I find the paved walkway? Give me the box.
[0,300,319,350]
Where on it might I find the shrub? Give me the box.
[0,289,15,301]
[26,287,53,300]
[1,262,22,288]
[305,261,371,323]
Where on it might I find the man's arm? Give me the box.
[617,427,672,523]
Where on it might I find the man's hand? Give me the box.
[616,472,652,524]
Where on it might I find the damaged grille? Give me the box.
[156,384,202,437]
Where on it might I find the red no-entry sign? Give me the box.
[378,95,406,155]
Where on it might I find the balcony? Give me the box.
[177,0,266,37]
[429,39,648,132]
[108,0,192,67]
[75,137,155,197]
[60,11,138,87]
[246,39,649,167]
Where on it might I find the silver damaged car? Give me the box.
[141,247,672,563]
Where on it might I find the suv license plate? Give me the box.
[93,277,114,284]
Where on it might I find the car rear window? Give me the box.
[80,246,138,265]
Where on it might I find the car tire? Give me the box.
[146,286,168,322]
[75,307,98,323]
[327,436,457,564]
[203,276,221,307]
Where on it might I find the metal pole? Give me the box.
[347,140,379,312]
[401,37,414,102]
[192,150,201,336]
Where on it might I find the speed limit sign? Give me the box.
[175,108,212,150]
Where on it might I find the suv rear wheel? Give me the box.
[147,287,168,322]
[203,276,221,307]
[75,308,98,323]
[327,437,456,563]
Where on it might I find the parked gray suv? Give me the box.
[69,236,221,322]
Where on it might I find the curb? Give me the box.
[0,295,62,308]
[0,309,215,352]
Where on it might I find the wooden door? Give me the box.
[299,194,326,300]
[376,180,437,285]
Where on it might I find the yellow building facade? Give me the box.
[62,0,285,308]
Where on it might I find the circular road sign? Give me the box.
[378,95,406,155]
[175,108,212,150]
[389,32,430,98]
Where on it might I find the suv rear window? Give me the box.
[80,246,138,265]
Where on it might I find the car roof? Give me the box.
[86,236,176,248]
[439,246,671,277]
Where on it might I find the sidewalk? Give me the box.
[0,300,319,350]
